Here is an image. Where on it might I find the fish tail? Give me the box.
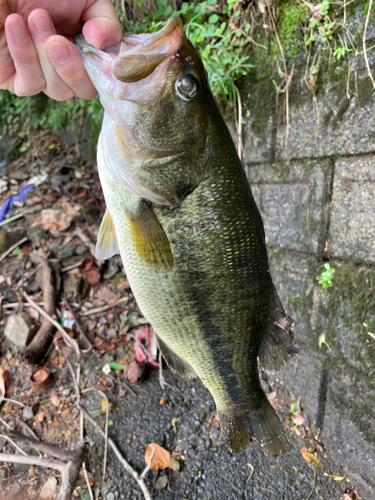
[219,398,291,457]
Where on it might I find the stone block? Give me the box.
[329,155,375,264]
[241,78,276,164]
[275,69,375,160]
[268,248,316,338]
[249,159,332,254]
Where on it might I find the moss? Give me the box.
[277,3,308,58]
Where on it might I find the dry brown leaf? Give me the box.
[300,447,324,469]
[35,201,80,235]
[0,368,6,399]
[144,443,170,470]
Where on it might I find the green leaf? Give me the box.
[209,14,220,24]
[156,0,167,6]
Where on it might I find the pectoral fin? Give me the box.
[95,209,120,260]
[130,200,173,272]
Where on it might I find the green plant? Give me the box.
[318,263,335,289]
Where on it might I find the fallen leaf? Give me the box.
[145,443,170,470]
[300,447,323,469]
[124,359,144,384]
[159,399,167,405]
[100,399,113,413]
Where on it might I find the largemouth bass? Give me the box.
[75,17,297,456]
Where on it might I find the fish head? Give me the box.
[75,17,210,165]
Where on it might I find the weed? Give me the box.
[318,263,335,289]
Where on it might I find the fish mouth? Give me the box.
[75,17,184,104]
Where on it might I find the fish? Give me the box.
[75,17,297,457]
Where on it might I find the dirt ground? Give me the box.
[0,135,359,499]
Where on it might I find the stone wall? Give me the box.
[241,57,375,498]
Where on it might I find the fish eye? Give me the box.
[175,74,199,101]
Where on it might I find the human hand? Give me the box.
[0,0,122,100]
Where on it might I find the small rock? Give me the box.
[75,245,87,255]
[155,475,168,490]
[61,389,71,397]
[107,328,117,339]
[4,313,33,347]
[107,493,115,500]
[22,406,34,420]
[57,244,75,260]
[40,476,57,499]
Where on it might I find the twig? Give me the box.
[24,258,56,363]
[22,292,81,360]
[16,262,42,289]
[363,0,375,90]
[140,446,156,479]
[7,432,82,462]
[79,297,128,316]
[80,410,94,500]
[82,388,109,481]
[109,374,137,397]
[73,228,96,257]
[78,404,153,500]
[306,469,317,500]
[0,397,26,407]
[0,434,28,456]
[64,294,96,354]
[0,237,28,264]
[3,432,86,500]
[0,453,64,471]
[151,467,159,497]
[61,261,83,273]
[239,29,267,49]
[66,358,81,402]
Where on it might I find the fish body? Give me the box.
[75,18,296,456]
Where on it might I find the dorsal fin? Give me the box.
[95,209,120,260]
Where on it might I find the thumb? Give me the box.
[82,0,122,50]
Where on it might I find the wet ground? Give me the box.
[83,354,348,500]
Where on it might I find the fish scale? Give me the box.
[76,16,296,456]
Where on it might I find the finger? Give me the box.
[28,9,74,101]
[0,2,16,89]
[45,35,97,100]
[4,14,46,95]
[82,0,122,50]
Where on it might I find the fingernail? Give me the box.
[9,18,26,39]
[34,12,53,35]
[47,41,72,64]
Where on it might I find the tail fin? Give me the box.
[219,398,291,457]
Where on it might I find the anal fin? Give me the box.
[258,286,298,373]
[95,209,120,260]
[130,200,173,272]
[158,337,196,379]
